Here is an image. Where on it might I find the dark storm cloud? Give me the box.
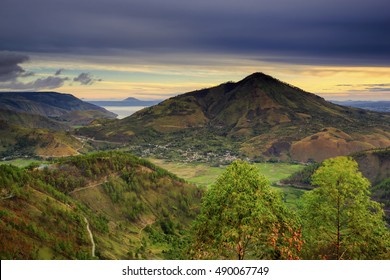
[0,51,69,90]
[0,76,68,90]
[73,73,100,85]
[0,51,33,82]
[0,0,389,65]
[0,50,102,89]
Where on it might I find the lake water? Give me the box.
[102,106,146,119]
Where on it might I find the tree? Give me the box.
[300,156,390,259]
[189,160,302,260]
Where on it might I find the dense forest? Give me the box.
[0,152,389,259]
[0,152,202,259]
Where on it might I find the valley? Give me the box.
[0,73,389,260]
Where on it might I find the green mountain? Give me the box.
[0,152,201,259]
[79,73,390,162]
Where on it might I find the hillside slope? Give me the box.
[0,121,83,158]
[79,73,390,162]
[0,108,68,131]
[0,91,118,158]
[0,152,201,259]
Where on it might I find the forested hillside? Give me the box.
[1,152,389,259]
[0,152,202,259]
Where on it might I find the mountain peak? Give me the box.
[241,72,278,83]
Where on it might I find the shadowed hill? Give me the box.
[0,91,116,119]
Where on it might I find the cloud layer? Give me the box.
[0,51,100,90]
[0,0,389,65]
[0,52,32,82]
[0,76,68,90]
[73,73,101,85]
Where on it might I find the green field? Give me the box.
[150,159,303,185]
[149,159,306,208]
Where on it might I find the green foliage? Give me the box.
[300,156,390,259]
[90,214,109,233]
[371,178,390,207]
[189,160,302,260]
[281,163,320,189]
[0,164,29,198]
[0,151,202,260]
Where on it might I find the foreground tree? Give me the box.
[189,160,302,260]
[300,156,390,259]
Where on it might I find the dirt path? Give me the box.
[30,188,97,258]
[68,180,109,194]
[83,216,95,257]
[74,135,123,145]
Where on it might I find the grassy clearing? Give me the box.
[149,159,304,186]
[149,159,306,208]
[253,162,303,184]
[37,246,55,260]
[147,159,223,187]
[271,185,305,210]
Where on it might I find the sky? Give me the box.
[0,0,389,101]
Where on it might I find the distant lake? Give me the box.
[102,106,146,119]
